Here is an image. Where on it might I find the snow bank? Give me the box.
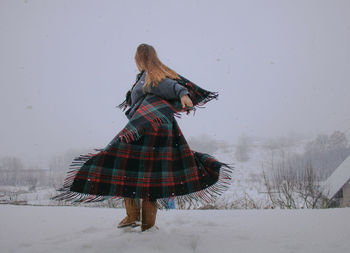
[1,205,349,253]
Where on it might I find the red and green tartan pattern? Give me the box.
[115,94,178,143]
[69,118,228,201]
[52,114,232,207]
[51,76,233,208]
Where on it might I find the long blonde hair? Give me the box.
[135,44,179,91]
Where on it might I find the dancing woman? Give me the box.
[52,43,233,231]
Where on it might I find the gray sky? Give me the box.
[1,0,350,165]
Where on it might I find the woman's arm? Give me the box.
[148,78,189,100]
[147,78,193,114]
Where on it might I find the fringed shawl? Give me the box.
[115,73,219,144]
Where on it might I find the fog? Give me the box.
[1,0,350,166]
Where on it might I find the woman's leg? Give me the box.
[117,197,141,228]
[141,200,158,231]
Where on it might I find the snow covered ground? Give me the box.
[1,205,349,253]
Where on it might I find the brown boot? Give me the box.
[141,200,158,231]
[117,198,141,228]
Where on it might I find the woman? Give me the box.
[52,44,233,232]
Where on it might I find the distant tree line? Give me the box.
[0,156,48,187]
[0,148,89,188]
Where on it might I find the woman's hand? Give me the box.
[180,94,194,115]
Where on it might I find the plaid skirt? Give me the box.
[52,118,232,208]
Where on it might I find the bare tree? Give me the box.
[295,162,329,208]
[263,160,329,209]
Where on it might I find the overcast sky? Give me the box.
[1,0,350,165]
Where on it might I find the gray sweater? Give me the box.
[126,71,189,119]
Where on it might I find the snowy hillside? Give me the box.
[1,205,349,253]
[213,145,271,207]
[212,140,307,208]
